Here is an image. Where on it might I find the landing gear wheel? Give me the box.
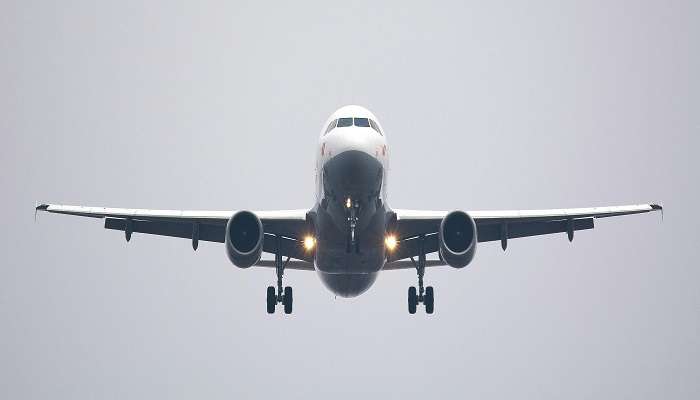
[266,286,276,314]
[269,235,296,315]
[424,286,434,314]
[283,286,293,314]
[408,235,435,314]
[408,286,418,314]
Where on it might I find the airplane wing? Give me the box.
[36,203,663,270]
[35,203,315,264]
[387,203,663,264]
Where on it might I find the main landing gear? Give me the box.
[408,235,434,314]
[267,236,293,314]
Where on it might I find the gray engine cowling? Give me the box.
[225,211,264,268]
[439,211,477,268]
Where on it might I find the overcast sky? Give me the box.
[2,1,698,399]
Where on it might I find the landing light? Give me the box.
[385,234,398,251]
[346,197,352,209]
[303,236,316,251]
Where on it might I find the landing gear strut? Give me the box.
[346,198,360,253]
[267,235,293,314]
[408,235,434,314]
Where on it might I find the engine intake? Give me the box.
[439,211,477,268]
[225,211,264,268]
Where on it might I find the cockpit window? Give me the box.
[326,117,383,135]
[325,119,337,134]
[369,119,382,135]
[353,117,370,127]
[336,117,353,127]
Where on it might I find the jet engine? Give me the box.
[225,211,264,268]
[439,211,477,268]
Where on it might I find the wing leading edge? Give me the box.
[35,203,313,263]
[389,203,662,263]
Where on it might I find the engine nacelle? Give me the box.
[225,211,264,268]
[439,211,477,268]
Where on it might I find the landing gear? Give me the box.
[266,286,276,314]
[283,286,293,314]
[266,285,293,314]
[407,283,435,314]
[424,286,434,314]
[408,286,417,314]
[408,235,435,314]
[346,197,360,253]
[267,236,293,314]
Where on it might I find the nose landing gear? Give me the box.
[266,235,293,314]
[407,235,434,314]
[346,197,360,254]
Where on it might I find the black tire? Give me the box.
[408,287,417,314]
[266,286,276,314]
[425,286,434,314]
[283,286,293,314]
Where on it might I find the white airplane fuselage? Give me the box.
[312,105,391,297]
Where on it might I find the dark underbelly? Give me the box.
[314,150,388,297]
[316,270,379,298]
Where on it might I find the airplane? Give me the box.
[35,105,663,314]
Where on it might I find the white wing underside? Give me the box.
[395,204,662,221]
[35,204,307,222]
[37,203,660,224]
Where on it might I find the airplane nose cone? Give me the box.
[323,150,383,196]
[323,127,380,158]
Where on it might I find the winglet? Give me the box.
[35,203,50,222]
[650,203,663,221]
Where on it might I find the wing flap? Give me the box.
[387,233,439,262]
[254,260,315,271]
[477,218,594,242]
[383,259,446,270]
[262,234,314,263]
[104,218,225,243]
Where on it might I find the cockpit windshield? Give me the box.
[353,118,370,127]
[324,117,383,135]
[336,118,353,128]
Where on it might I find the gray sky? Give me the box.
[2,1,698,399]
